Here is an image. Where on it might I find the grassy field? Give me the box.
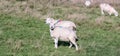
[0,12,120,56]
[0,0,120,56]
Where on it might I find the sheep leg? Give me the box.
[70,39,78,50]
[69,42,73,48]
[101,9,104,15]
[54,38,58,48]
[108,12,112,15]
[73,42,78,50]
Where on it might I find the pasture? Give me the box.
[0,0,120,56]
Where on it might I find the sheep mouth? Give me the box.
[51,28,54,30]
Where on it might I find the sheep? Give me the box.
[46,18,78,50]
[99,3,118,16]
[49,25,78,50]
[46,18,76,32]
[85,0,91,7]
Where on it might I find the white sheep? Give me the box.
[49,25,78,50]
[85,0,91,7]
[99,3,118,16]
[46,18,76,31]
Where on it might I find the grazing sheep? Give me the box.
[46,18,76,31]
[99,3,118,16]
[49,25,78,50]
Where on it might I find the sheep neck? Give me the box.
[53,20,62,26]
[50,20,62,31]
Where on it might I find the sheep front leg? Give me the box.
[108,12,112,16]
[54,38,58,48]
[101,9,104,15]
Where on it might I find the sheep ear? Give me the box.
[51,18,55,21]
[51,18,54,20]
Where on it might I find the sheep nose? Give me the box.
[51,26,54,30]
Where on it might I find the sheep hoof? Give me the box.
[54,47,58,49]
[76,49,79,51]
[69,46,72,48]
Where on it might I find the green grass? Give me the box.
[0,6,120,56]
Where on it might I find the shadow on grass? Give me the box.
[58,41,70,47]
[57,38,79,47]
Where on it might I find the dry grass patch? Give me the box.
[95,16,114,25]
[67,13,87,21]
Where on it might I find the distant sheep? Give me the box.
[99,3,118,16]
[46,18,76,32]
[85,0,91,7]
[49,24,78,50]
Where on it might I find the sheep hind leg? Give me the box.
[69,42,73,48]
[70,39,78,50]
